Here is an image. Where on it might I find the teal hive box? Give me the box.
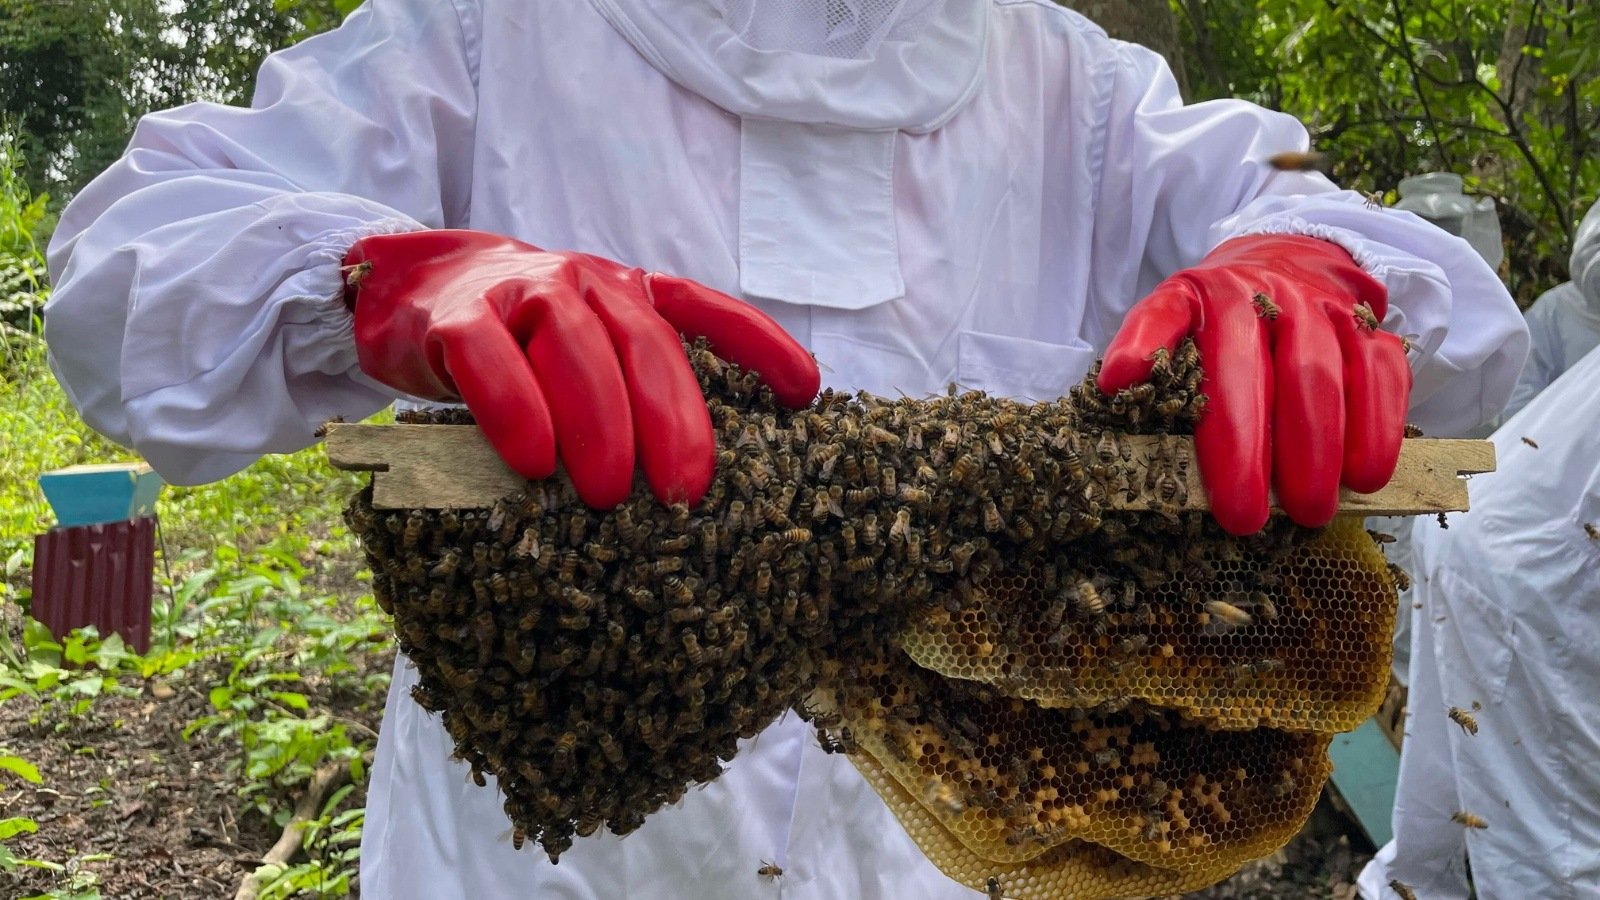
[38,463,165,528]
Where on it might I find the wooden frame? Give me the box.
[326,424,1494,514]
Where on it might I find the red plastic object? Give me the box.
[31,517,155,653]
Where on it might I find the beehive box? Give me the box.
[330,344,1490,896]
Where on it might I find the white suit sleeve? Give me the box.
[1498,290,1564,422]
[1087,39,1528,436]
[43,0,480,485]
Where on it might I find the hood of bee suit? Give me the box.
[1572,199,1600,314]
[587,0,988,312]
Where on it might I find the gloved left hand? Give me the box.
[1096,234,1412,535]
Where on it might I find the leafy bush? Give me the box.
[1174,0,1600,306]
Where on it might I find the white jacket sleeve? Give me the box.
[43,0,480,485]
[1087,38,1528,436]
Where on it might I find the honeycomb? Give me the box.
[809,644,1332,877]
[899,516,1396,732]
[345,340,1401,895]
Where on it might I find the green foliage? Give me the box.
[1173,0,1600,305]
[0,127,48,329]
[2,276,385,896]
[0,0,361,197]
[0,545,386,898]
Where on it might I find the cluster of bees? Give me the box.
[348,339,1404,897]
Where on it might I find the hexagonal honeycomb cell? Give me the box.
[810,646,1332,880]
[851,752,1225,899]
[901,516,1397,732]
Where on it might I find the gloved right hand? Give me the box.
[343,230,820,509]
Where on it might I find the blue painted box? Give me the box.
[38,463,165,528]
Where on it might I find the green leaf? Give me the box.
[270,691,309,711]
[0,817,38,840]
[209,686,233,710]
[0,755,42,784]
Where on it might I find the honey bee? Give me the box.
[1447,706,1479,735]
[1364,190,1386,210]
[809,488,834,522]
[757,860,784,879]
[1437,512,1449,529]
[1520,436,1538,448]
[343,259,374,288]
[1269,769,1297,798]
[1095,431,1120,465]
[754,563,773,598]
[1369,530,1397,544]
[888,508,914,545]
[512,827,527,850]
[951,454,982,484]
[654,534,692,553]
[1451,811,1488,829]
[1586,523,1600,540]
[313,415,345,439]
[862,512,881,545]
[986,876,1004,900]
[1265,149,1330,172]
[555,612,591,631]
[399,512,424,550]
[1389,880,1417,900]
[552,732,577,775]
[1404,423,1425,438]
[1251,292,1280,320]
[780,527,813,544]
[1204,598,1254,629]
[981,498,1003,532]
[429,549,462,578]
[1075,580,1105,616]
[1231,658,1284,680]
[844,486,879,505]
[1353,302,1381,332]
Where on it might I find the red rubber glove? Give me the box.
[1097,234,1412,535]
[344,230,820,509]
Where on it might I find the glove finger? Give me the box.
[1271,302,1345,528]
[587,278,717,507]
[437,321,557,481]
[1191,293,1273,536]
[514,281,637,509]
[1097,280,1198,394]
[1339,324,1411,494]
[644,273,821,409]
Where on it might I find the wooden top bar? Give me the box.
[325,424,1495,515]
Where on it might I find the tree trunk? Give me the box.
[1057,0,1189,96]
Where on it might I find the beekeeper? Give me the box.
[1497,198,1600,422]
[1357,343,1600,900]
[44,1,1527,897]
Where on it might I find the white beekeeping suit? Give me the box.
[1358,343,1600,900]
[1498,199,1600,422]
[1376,172,1507,685]
[44,1,1527,897]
